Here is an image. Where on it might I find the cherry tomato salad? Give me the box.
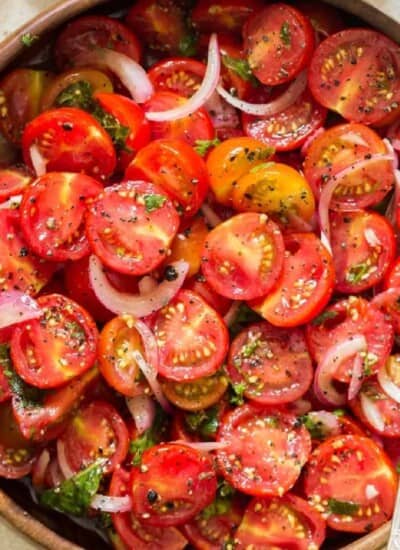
[1,1,400,548]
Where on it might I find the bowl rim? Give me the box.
[0,0,397,548]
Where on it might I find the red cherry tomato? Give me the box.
[148,58,206,98]
[0,166,33,202]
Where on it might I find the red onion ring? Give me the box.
[90,494,132,513]
[29,144,47,176]
[223,301,241,327]
[340,131,369,147]
[89,255,188,318]
[0,291,41,330]
[347,352,364,401]
[171,440,229,452]
[306,411,341,436]
[216,71,307,116]
[126,394,156,434]
[56,439,74,480]
[32,449,51,487]
[360,392,385,433]
[378,361,400,405]
[313,335,367,406]
[138,275,158,295]
[300,126,325,157]
[146,34,220,121]
[200,203,222,228]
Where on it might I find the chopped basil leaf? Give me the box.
[396,462,400,474]
[328,498,360,516]
[241,338,260,358]
[229,382,246,406]
[333,408,346,417]
[144,194,167,213]
[130,406,168,465]
[194,138,221,156]
[300,414,327,440]
[21,33,39,47]
[40,460,105,516]
[185,406,219,438]
[280,22,291,46]
[179,33,198,57]
[201,480,235,520]
[311,310,338,326]
[346,262,371,284]
[222,55,259,86]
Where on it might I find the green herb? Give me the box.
[130,407,168,465]
[346,262,370,284]
[201,480,235,520]
[328,498,360,516]
[311,310,338,326]
[40,460,105,516]
[194,138,221,156]
[280,22,291,46]
[185,406,219,438]
[228,303,262,338]
[229,382,246,406]
[396,462,400,474]
[93,108,131,152]
[21,33,39,47]
[222,55,258,86]
[241,338,260,358]
[65,321,86,345]
[300,414,327,440]
[333,409,346,417]
[144,194,167,213]
[179,33,198,57]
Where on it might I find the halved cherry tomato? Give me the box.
[0,403,36,479]
[22,107,116,180]
[144,92,215,145]
[110,467,188,549]
[308,29,400,125]
[19,172,102,262]
[58,400,129,474]
[86,180,179,275]
[0,165,33,202]
[12,366,99,442]
[125,139,209,218]
[11,293,98,389]
[185,275,232,316]
[231,162,315,226]
[98,315,147,398]
[130,443,217,526]
[148,58,206,98]
[243,3,314,86]
[0,209,54,295]
[154,289,229,382]
[167,217,209,278]
[235,493,326,549]
[40,68,113,111]
[251,232,335,327]
[126,0,190,55]
[303,123,394,206]
[303,435,397,533]
[384,256,400,289]
[55,15,141,70]
[94,92,151,171]
[161,371,228,411]
[330,210,395,294]
[227,322,313,405]
[192,0,263,34]
[216,404,311,496]
[201,213,284,300]
[0,69,53,145]
[206,136,275,206]
[306,296,394,383]
[242,87,327,151]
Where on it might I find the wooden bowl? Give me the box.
[0,0,398,548]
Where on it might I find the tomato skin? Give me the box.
[243,3,315,86]
[130,443,217,527]
[161,371,229,411]
[184,275,232,316]
[94,93,151,171]
[125,138,209,218]
[216,404,311,497]
[0,165,33,201]
[303,123,394,207]
[22,107,117,180]
[143,92,215,145]
[306,296,394,383]
[167,217,209,279]
[0,403,36,479]
[227,322,313,405]
[11,293,98,390]
[303,435,397,533]
[192,0,263,34]
[308,29,400,125]
[235,493,326,550]
[201,213,285,301]
[251,232,335,327]
[331,210,395,294]
[154,289,229,382]
[55,15,141,70]
[384,256,400,290]
[86,180,179,276]
[148,58,206,98]
[0,69,53,145]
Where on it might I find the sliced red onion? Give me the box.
[314,335,367,406]
[378,362,400,404]
[171,440,229,451]
[360,392,385,433]
[138,275,158,295]
[340,131,369,147]
[387,120,400,152]
[126,394,156,434]
[205,91,240,130]
[0,291,41,330]
[131,349,172,413]
[32,449,51,487]
[56,439,74,480]
[217,71,307,116]
[318,154,394,254]
[75,49,153,104]
[306,411,341,436]
[347,352,364,401]
[364,228,382,248]
[223,301,241,326]
[365,484,379,500]
[0,195,22,210]
[29,144,47,176]
[286,211,315,232]
[146,34,220,121]
[300,126,325,156]
[200,203,222,228]
[47,458,65,488]
[384,138,398,170]
[89,255,188,318]
[90,494,132,513]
